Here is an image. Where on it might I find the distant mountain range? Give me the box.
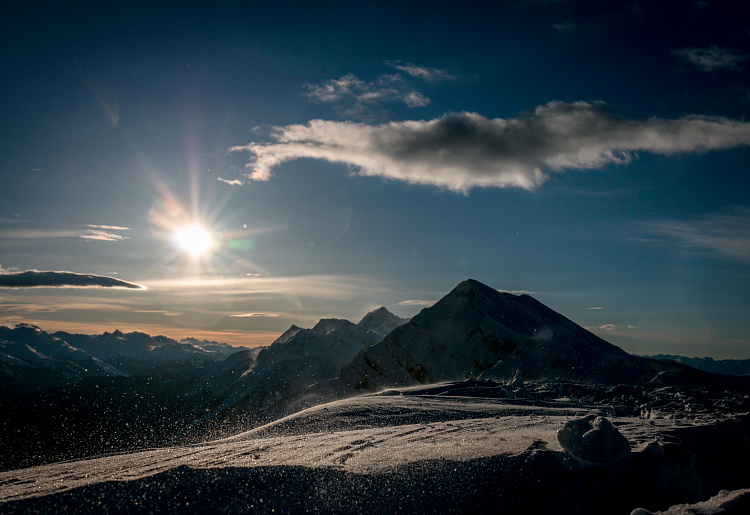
[0,325,246,401]
[646,354,750,377]
[1,279,746,471]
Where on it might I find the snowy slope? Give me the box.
[2,380,750,514]
[335,279,655,393]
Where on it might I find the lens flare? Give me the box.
[172,225,213,257]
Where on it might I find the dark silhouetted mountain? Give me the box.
[357,307,409,337]
[335,279,658,392]
[184,308,407,438]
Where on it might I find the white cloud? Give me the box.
[586,324,635,332]
[145,274,386,299]
[586,307,604,310]
[218,177,243,186]
[303,61,454,113]
[305,73,425,109]
[79,230,128,241]
[403,92,431,107]
[229,313,279,318]
[396,299,437,307]
[0,222,129,242]
[641,207,750,263]
[231,101,750,192]
[384,61,456,82]
[305,74,371,103]
[673,46,748,72]
[87,224,130,231]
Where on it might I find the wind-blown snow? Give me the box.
[2,381,749,514]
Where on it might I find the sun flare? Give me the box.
[172,225,213,257]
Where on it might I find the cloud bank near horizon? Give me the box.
[0,270,146,289]
[231,101,750,192]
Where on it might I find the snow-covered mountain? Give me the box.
[357,306,409,337]
[335,279,657,392]
[0,325,249,401]
[0,306,407,468]
[187,308,409,437]
[0,325,125,401]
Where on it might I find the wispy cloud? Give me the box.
[552,21,578,34]
[641,207,750,263]
[587,307,604,310]
[229,312,279,318]
[0,223,130,242]
[0,270,146,289]
[217,177,243,186]
[396,299,437,307]
[304,61,456,115]
[403,92,430,107]
[384,61,456,82]
[231,101,750,192]
[87,224,130,231]
[79,230,128,241]
[586,324,635,332]
[499,290,535,295]
[145,274,385,299]
[673,46,748,72]
[305,73,429,109]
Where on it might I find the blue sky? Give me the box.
[2,0,750,357]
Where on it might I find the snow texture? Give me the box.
[2,383,749,514]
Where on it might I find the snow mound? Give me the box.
[557,415,631,466]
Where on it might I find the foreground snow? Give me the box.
[2,380,749,514]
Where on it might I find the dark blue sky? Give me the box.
[2,0,750,357]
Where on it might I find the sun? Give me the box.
[171,225,214,258]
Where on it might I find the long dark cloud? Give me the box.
[231,101,750,192]
[0,270,146,289]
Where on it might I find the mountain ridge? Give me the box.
[334,279,656,393]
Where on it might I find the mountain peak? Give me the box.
[357,307,409,338]
[311,318,353,335]
[336,279,651,391]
